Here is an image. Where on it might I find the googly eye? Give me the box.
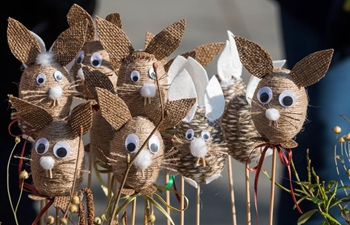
[90,52,102,68]
[76,50,84,65]
[130,70,140,83]
[257,86,273,104]
[279,90,296,107]
[185,129,194,141]
[148,135,160,154]
[35,138,49,155]
[53,142,71,159]
[148,67,156,79]
[201,130,211,141]
[53,71,63,82]
[36,73,46,85]
[125,134,139,153]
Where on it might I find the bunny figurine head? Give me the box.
[234,36,333,148]
[7,17,87,118]
[8,95,92,198]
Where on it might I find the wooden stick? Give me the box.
[107,172,112,219]
[196,185,200,225]
[268,148,277,225]
[40,200,44,225]
[227,156,237,225]
[166,173,171,225]
[55,207,59,225]
[245,167,251,225]
[180,176,185,225]
[88,145,93,189]
[131,198,137,225]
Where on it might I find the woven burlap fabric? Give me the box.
[251,71,307,145]
[109,117,164,194]
[105,13,122,29]
[68,101,93,137]
[145,31,155,49]
[67,3,95,41]
[173,108,227,184]
[54,195,71,210]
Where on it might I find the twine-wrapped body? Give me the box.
[173,108,227,184]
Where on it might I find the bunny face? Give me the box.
[251,69,308,144]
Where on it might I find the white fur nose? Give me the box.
[77,67,85,80]
[265,108,280,121]
[49,85,63,100]
[140,84,156,98]
[133,150,153,170]
[190,137,208,158]
[40,156,55,170]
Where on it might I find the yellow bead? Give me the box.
[19,170,29,180]
[60,218,67,225]
[339,137,345,143]
[46,215,54,225]
[69,204,79,213]
[333,126,342,134]
[149,214,156,222]
[71,195,80,204]
[94,217,102,225]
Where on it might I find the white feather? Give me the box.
[204,76,225,122]
[36,52,55,66]
[167,55,188,85]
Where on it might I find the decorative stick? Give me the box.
[107,172,112,219]
[180,176,185,225]
[131,198,137,225]
[196,185,200,225]
[88,145,93,189]
[40,200,44,225]
[227,156,237,225]
[268,147,277,225]
[55,207,59,225]
[245,167,251,225]
[166,173,171,225]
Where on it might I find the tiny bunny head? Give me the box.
[67,4,120,101]
[8,95,92,197]
[234,36,333,148]
[7,17,87,118]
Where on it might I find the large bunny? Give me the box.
[8,95,93,198]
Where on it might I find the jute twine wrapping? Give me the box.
[30,122,85,197]
[117,51,168,119]
[173,108,227,184]
[219,76,262,163]
[251,70,307,145]
[109,117,164,194]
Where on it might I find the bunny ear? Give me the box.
[160,98,197,130]
[167,55,188,84]
[8,95,53,130]
[204,76,225,122]
[246,75,261,105]
[168,69,197,101]
[217,40,235,86]
[7,17,42,66]
[227,31,243,79]
[29,31,46,53]
[96,87,132,131]
[66,3,95,41]
[145,19,186,60]
[68,101,93,137]
[144,31,155,49]
[96,16,134,71]
[82,66,115,100]
[234,36,274,79]
[273,59,286,69]
[50,20,88,66]
[105,13,122,29]
[290,49,333,87]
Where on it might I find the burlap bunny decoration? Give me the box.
[8,95,93,198]
[95,86,195,195]
[7,17,87,119]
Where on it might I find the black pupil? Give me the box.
[203,134,209,140]
[37,143,46,154]
[92,59,100,66]
[56,74,62,80]
[282,96,293,106]
[259,92,269,103]
[132,76,139,82]
[186,133,192,139]
[38,77,44,83]
[127,143,136,152]
[151,72,156,78]
[56,147,67,157]
[77,57,82,64]
[150,143,158,153]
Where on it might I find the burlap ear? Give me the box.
[105,13,122,28]
[82,66,115,100]
[8,95,53,130]
[164,42,225,71]
[145,19,186,60]
[158,98,196,130]
[290,49,333,87]
[96,87,132,131]
[144,31,155,49]
[66,3,95,41]
[68,101,93,137]
[7,17,41,65]
[234,36,274,78]
[96,16,134,71]
[51,20,88,66]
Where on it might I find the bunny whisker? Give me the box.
[21,90,47,94]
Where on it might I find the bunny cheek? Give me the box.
[251,74,308,143]
[109,117,164,191]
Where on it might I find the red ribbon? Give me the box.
[246,143,302,225]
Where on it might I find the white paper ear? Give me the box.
[273,59,286,69]
[30,31,46,52]
[183,176,198,189]
[217,40,234,86]
[168,69,197,101]
[246,75,261,105]
[182,102,197,123]
[227,30,243,79]
[204,76,225,122]
[167,55,188,85]
[66,59,75,71]
[185,57,208,107]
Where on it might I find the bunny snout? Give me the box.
[48,85,63,100]
[190,137,208,158]
[265,108,280,121]
[140,83,156,98]
[133,150,153,170]
[40,156,55,170]
[77,67,85,80]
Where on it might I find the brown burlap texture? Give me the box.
[67,3,95,41]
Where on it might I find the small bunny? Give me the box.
[8,95,93,198]
[234,36,333,148]
[7,17,87,119]
[95,87,195,195]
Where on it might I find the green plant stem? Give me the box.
[261,169,301,197]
